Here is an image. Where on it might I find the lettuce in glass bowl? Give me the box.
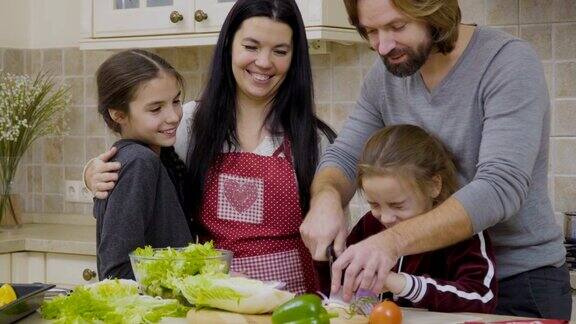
[129,241,232,300]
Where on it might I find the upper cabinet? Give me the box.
[92,0,194,37]
[80,0,362,50]
[193,0,241,33]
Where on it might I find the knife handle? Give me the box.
[326,243,336,265]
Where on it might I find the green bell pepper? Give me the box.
[271,294,338,324]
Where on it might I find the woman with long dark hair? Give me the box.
[85,0,335,294]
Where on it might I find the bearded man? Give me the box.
[300,0,570,319]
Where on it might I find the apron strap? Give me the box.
[272,137,293,164]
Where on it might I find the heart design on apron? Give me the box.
[223,179,258,213]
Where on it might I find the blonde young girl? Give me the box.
[94,49,192,280]
[347,124,497,313]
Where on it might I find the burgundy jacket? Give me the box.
[345,212,498,314]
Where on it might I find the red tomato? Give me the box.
[369,300,403,324]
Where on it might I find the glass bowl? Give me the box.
[129,248,233,299]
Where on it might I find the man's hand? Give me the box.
[330,230,400,302]
[84,147,121,199]
[300,188,349,260]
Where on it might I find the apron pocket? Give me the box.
[217,174,264,224]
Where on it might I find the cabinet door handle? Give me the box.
[194,10,208,22]
[170,10,184,23]
[82,268,97,281]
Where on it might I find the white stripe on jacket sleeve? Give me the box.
[395,231,495,304]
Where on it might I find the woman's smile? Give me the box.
[246,69,273,84]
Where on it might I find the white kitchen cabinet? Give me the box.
[45,253,98,288]
[11,252,45,284]
[80,0,361,49]
[93,0,192,37]
[193,0,237,33]
[188,0,354,33]
[0,254,10,282]
[4,252,97,288]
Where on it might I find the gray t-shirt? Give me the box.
[94,140,192,280]
[320,26,565,280]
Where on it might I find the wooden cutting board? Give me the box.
[186,307,482,323]
[186,307,366,324]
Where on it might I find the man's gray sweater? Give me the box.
[320,26,565,280]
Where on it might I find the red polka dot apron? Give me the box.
[199,139,319,294]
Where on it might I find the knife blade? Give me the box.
[326,242,345,300]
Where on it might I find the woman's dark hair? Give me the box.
[96,49,185,133]
[187,0,335,217]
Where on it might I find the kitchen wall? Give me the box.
[0,0,80,49]
[0,0,575,228]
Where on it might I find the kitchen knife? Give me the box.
[326,242,346,301]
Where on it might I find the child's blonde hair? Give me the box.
[358,124,459,205]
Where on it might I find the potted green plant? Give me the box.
[0,71,70,226]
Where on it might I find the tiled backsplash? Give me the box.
[0,0,575,227]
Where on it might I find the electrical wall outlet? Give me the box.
[64,180,93,203]
[79,185,93,203]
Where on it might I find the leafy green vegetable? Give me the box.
[131,241,228,299]
[40,279,189,324]
[177,273,295,314]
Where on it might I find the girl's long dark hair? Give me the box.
[186,0,335,218]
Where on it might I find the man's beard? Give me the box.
[380,40,433,77]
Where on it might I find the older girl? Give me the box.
[94,50,192,280]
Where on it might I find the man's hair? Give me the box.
[343,0,462,54]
